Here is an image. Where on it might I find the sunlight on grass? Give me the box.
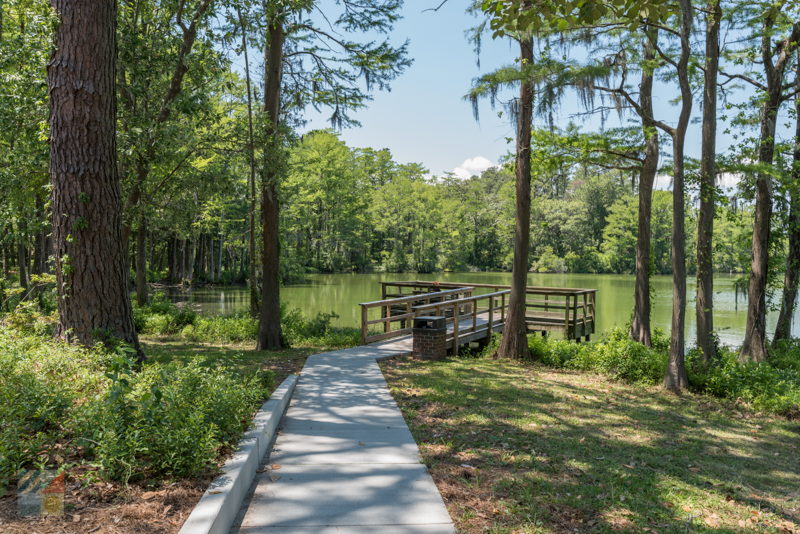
[382,356,800,533]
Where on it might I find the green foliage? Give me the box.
[0,324,273,486]
[687,345,800,417]
[135,292,360,347]
[87,349,271,481]
[526,329,800,417]
[0,328,109,489]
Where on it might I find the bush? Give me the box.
[180,315,258,343]
[135,294,360,347]
[0,326,273,487]
[529,328,666,384]
[688,346,800,417]
[133,293,197,335]
[87,351,272,481]
[0,329,108,488]
[769,338,800,373]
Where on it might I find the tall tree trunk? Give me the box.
[774,77,800,342]
[664,0,693,392]
[497,35,533,360]
[48,0,140,355]
[630,27,659,348]
[696,0,721,363]
[135,216,148,305]
[16,229,28,290]
[741,20,800,361]
[237,5,260,318]
[257,19,285,350]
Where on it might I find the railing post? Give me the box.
[472,294,478,332]
[361,305,368,344]
[501,292,506,323]
[582,293,588,335]
[572,295,578,340]
[487,296,494,342]
[563,295,569,335]
[452,303,459,354]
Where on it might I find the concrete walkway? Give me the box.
[233,337,455,534]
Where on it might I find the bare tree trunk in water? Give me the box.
[257,19,284,350]
[48,0,140,356]
[497,35,533,360]
[664,0,693,392]
[136,216,148,305]
[696,0,721,364]
[630,27,659,348]
[774,68,800,342]
[16,228,28,290]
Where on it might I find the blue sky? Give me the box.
[301,1,524,177]
[285,2,787,182]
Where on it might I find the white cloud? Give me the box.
[452,156,494,179]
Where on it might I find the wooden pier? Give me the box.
[359,280,597,349]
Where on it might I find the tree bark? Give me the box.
[774,76,800,342]
[257,19,285,350]
[664,0,693,392]
[497,35,533,360]
[135,216,148,305]
[741,20,800,362]
[696,0,721,364]
[630,27,659,348]
[237,5,260,318]
[48,0,140,355]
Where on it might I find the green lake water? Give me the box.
[165,272,798,347]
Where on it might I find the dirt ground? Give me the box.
[0,475,209,534]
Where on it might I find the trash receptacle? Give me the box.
[413,316,447,360]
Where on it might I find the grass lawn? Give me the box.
[381,356,800,534]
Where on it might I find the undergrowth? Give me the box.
[134,292,360,347]
[502,328,800,417]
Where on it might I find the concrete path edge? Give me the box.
[179,374,299,534]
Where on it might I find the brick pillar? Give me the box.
[413,316,447,360]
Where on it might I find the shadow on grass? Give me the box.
[382,357,800,533]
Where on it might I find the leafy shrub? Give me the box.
[0,325,273,487]
[0,329,107,488]
[87,351,272,481]
[688,346,800,417]
[133,293,197,335]
[568,332,666,383]
[180,314,259,343]
[528,328,666,383]
[769,338,800,373]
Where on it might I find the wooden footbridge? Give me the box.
[359,280,597,351]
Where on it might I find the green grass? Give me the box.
[381,356,800,533]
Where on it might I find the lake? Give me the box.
[164,272,799,347]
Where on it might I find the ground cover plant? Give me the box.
[527,329,800,417]
[382,354,800,533]
[0,298,360,533]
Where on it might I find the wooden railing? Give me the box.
[359,286,474,344]
[411,290,510,353]
[380,280,597,341]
